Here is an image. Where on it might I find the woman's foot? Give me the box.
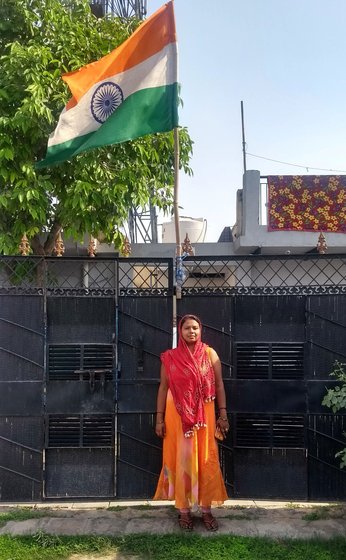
[202,511,218,531]
[178,511,193,531]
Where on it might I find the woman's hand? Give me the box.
[209,349,229,439]
[155,420,166,438]
[155,365,168,439]
[217,416,229,438]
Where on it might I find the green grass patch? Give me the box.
[0,508,56,528]
[0,533,345,560]
[302,506,346,522]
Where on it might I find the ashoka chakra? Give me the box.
[91,81,123,124]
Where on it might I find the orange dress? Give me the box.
[153,390,228,510]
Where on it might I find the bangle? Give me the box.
[219,407,226,410]
[156,421,165,425]
[156,411,165,414]
[218,417,228,422]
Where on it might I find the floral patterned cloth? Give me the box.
[267,175,346,232]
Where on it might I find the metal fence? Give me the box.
[0,255,345,501]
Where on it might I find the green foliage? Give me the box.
[0,0,193,255]
[322,361,346,468]
[0,534,346,560]
[302,505,346,522]
[0,508,56,528]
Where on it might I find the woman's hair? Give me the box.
[179,314,202,328]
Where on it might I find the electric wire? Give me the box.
[246,152,346,174]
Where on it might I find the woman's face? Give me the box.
[181,319,201,344]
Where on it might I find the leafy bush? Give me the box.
[322,361,346,468]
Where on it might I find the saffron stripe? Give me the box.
[64,2,176,103]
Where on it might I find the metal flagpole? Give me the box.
[171,126,181,347]
[174,126,183,300]
[241,100,247,174]
[171,0,183,347]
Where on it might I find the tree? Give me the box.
[322,361,346,469]
[0,0,193,255]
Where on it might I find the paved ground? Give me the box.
[0,500,345,540]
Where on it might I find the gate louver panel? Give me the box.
[272,415,305,447]
[48,415,80,447]
[83,415,113,447]
[48,415,113,447]
[48,344,113,380]
[236,414,271,446]
[48,347,80,380]
[272,344,304,379]
[236,414,305,448]
[236,344,269,379]
[84,345,113,372]
[236,343,304,379]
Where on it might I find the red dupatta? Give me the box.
[161,316,215,437]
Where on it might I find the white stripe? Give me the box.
[48,42,177,147]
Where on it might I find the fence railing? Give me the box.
[0,254,345,296]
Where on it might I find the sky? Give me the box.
[146,0,346,242]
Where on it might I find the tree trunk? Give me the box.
[44,221,62,255]
[30,235,46,256]
[31,221,62,256]
[30,222,62,285]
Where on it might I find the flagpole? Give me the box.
[241,100,247,174]
[173,126,183,302]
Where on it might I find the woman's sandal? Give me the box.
[178,512,193,531]
[202,512,218,532]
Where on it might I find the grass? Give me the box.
[0,534,345,560]
[0,508,57,529]
[106,504,175,512]
[302,506,346,522]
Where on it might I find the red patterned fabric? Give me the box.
[267,175,346,232]
[161,317,215,437]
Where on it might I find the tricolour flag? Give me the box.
[36,1,178,168]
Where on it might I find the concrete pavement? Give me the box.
[0,500,345,539]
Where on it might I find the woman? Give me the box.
[153,314,229,531]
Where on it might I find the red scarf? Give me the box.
[161,318,215,437]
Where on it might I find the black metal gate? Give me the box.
[116,258,173,498]
[0,256,172,501]
[178,255,346,500]
[44,257,118,498]
[0,254,345,501]
[0,283,44,501]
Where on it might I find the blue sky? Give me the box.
[147,0,346,241]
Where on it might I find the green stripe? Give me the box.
[36,84,178,168]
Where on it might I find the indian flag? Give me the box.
[36,1,178,168]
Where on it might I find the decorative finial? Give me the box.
[88,235,97,257]
[54,231,65,257]
[19,233,31,256]
[181,233,194,256]
[317,232,327,254]
[121,236,131,257]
